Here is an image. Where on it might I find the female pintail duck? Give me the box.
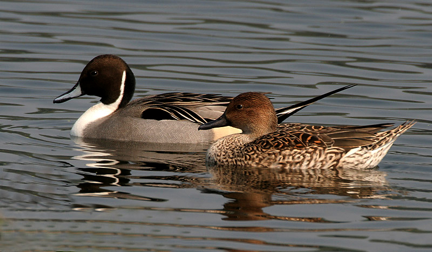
[198,92,415,169]
[54,54,354,143]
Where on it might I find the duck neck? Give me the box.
[244,116,277,140]
[246,127,273,140]
[71,71,128,137]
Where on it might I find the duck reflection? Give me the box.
[207,165,388,221]
[70,137,391,222]
[70,137,208,209]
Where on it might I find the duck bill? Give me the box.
[198,114,229,130]
[53,82,83,103]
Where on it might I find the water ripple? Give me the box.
[0,0,431,251]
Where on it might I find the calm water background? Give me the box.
[0,0,431,251]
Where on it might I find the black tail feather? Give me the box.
[276,84,356,124]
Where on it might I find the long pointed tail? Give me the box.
[372,120,416,149]
[275,84,356,124]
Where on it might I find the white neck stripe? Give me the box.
[105,70,125,109]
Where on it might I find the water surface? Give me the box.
[0,0,431,251]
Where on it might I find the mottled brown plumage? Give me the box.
[199,92,415,169]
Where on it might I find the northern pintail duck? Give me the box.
[54,54,354,143]
[199,92,415,169]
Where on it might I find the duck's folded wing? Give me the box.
[134,84,357,125]
[247,130,333,152]
[315,123,395,150]
[133,92,231,124]
[144,92,232,104]
[255,123,396,151]
[141,104,208,124]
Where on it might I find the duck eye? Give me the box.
[89,70,98,77]
[236,104,243,110]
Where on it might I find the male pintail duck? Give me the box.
[54,54,354,143]
[198,92,415,169]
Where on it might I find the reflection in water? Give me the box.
[71,136,391,223]
[71,137,208,209]
[207,165,388,221]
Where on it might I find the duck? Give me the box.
[198,92,415,169]
[54,54,355,143]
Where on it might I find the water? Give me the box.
[0,0,431,251]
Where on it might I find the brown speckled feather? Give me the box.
[200,92,416,170]
[207,121,415,170]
